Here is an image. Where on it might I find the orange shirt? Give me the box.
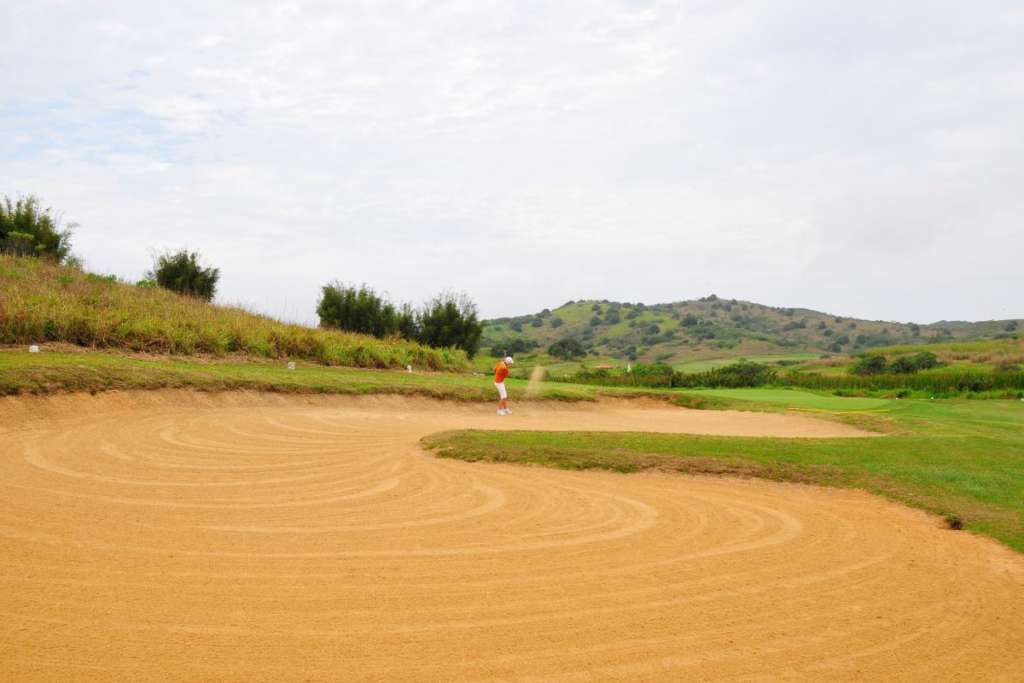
[494,361,509,383]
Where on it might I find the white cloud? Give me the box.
[1,0,1022,324]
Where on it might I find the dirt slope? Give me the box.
[1,393,1021,681]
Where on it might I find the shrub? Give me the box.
[490,337,537,357]
[0,194,76,262]
[549,316,563,328]
[149,250,220,301]
[889,351,939,374]
[417,292,483,358]
[317,283,406,338]
[853,354,889,375]
[548,337,586,360]
[676,360,777,388]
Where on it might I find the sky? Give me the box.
[3,1,1022,325]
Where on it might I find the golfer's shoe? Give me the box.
[497,409,507,416]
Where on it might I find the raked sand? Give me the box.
[1,392,1021,681]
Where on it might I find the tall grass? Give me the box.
[0,256,467,371]
[781,367,1024,395]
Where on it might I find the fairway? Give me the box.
[2,392,1021,681]
[672,353,822,373]
[681,387,893,411]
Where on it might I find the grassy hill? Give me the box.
[482,295,1021,370]
[0,255,466,371]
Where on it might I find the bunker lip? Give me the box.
[2,392,1021,680]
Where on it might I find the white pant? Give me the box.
[494,381,507,399]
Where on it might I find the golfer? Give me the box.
[494,356,513,415]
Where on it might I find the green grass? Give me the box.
[682,387,893,411]
[425,391,1024,552]
[0,350,712,404]
[0,255,465,371]
[673,353,822,373]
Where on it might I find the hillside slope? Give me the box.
[483,295,1021,365]
[0,255,466,371]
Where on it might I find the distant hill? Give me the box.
[482,295,1021,364]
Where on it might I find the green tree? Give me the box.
[317,283,405,338]
[148,250,219,301]
[0,194,75,261]
[417,292,483,358]
[548,338,586,360]
[852,353,888,375]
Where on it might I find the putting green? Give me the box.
[680,387,892,411]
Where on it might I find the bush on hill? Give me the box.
[548,337,586,360]
[853,353,889,375]
[318,285,483,358]
[317,283,414,339]
[854,351,940,375]
[417,292,483,358]
[0,194,75,262]
[147,250,220,302]
[489,337,537,358]
[676,360,777,388]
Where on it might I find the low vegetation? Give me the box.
[0,256,466,371]
[550,353,1024,397]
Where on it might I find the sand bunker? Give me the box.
[1,392,1021,681]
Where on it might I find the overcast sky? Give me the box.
[3,1,1022,325]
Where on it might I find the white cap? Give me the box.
[505,356,514,364]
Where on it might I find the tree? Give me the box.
[0,194,75,262]
[548,338,586,360]
[148,250,219,301]
[418,292,483,358]
[317,283,409,338]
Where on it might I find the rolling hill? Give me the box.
[482,295,1021,367]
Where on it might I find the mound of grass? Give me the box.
[0,255,465,371]
[424,395,1024,552]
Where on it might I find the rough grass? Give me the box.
[0,255,465,371]
[0,349,704,403]
[424,395,1024,552]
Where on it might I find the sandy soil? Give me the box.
[1,392,1021,681]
